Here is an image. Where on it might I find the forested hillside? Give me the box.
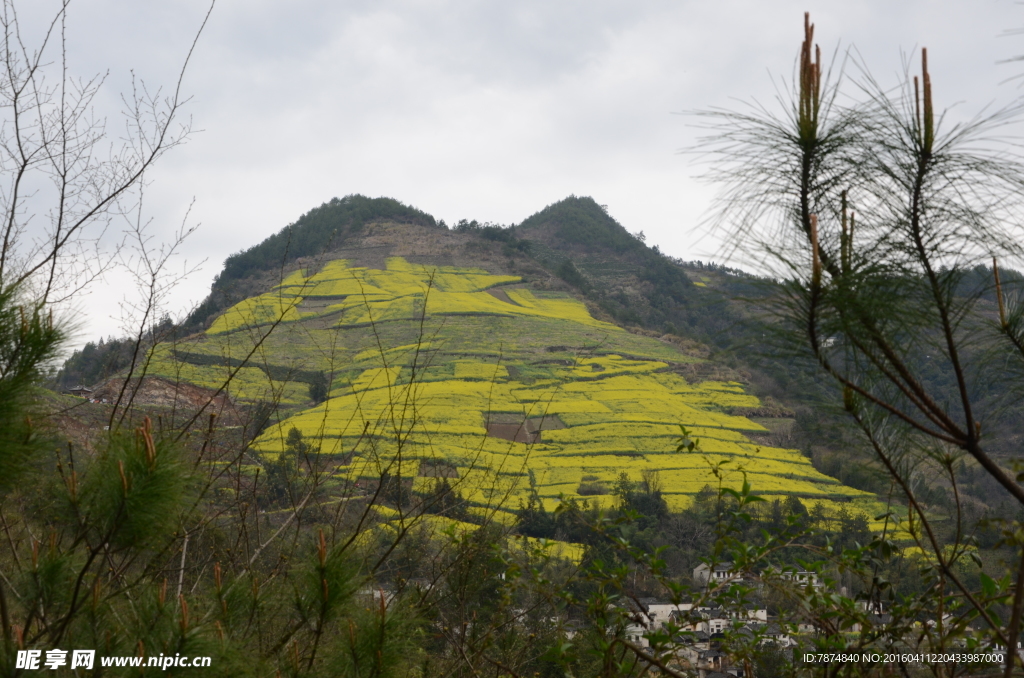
[57,193,1024,522]
[38,192,1024,676]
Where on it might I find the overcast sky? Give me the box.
[21,0,1024,346]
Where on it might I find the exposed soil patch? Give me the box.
[528,414,566,431]
[342,244,391,270]
[48,397,113,453]
[485,413,565,443]
[486,422,539,444]
[485,287,521,306]
[298,296,346,312]
[671,361,747,383]
[91,377,240,421]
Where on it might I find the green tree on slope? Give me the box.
[696,11,1024,671]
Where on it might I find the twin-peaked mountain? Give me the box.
[143,195,879,521]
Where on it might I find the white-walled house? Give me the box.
[637,598,694,629]
[693,562,741,588]
[780,570,822,590]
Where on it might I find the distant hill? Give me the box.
[185,196,442,331]
[517,196,647,253]
[514,196,698,330]
[217,195,441,285]
[56,194,1024,521]
[142,250,879,521]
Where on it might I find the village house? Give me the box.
[780,570,823,589]
[693,562,742,588]
[668,605,768,638]
[618,598,696,647]
[636,598,693,629]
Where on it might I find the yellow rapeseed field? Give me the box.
[161,256,885,529]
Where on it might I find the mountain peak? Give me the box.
[215,195,439,289]
[517,195,644,253]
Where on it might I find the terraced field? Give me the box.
[153,256,879,522]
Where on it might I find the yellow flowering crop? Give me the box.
[207,291,307,335]
[171,255,885,527]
